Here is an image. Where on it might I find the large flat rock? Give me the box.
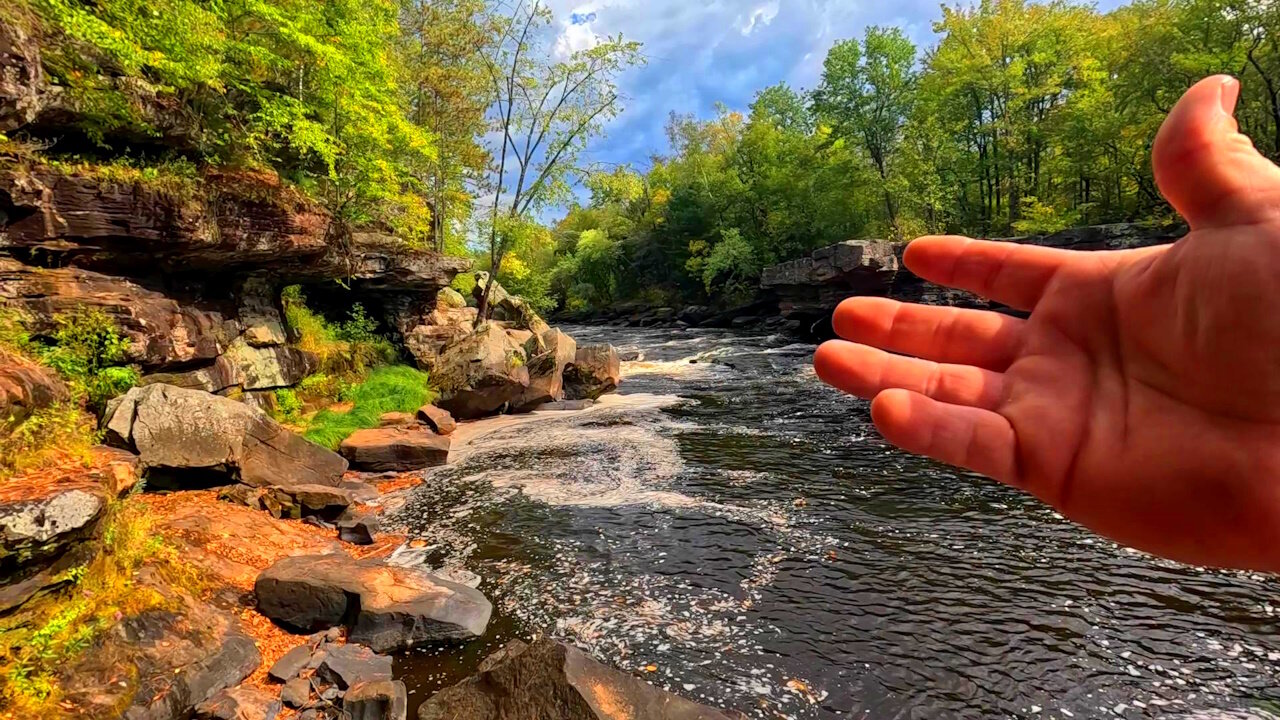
[339,427,451,472]
[254,552,492,652]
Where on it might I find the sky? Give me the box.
[541,0,1132,177]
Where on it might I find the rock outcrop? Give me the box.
[104,384,348,488]
[472,271,552,336]
[0,447,139,613]
[758,223,1185,338]
[254,552,492,652]
[0,348,68,429]
[417,638,748,720]
[339,426,451,472]
[563,345,621,401]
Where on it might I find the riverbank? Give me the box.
[0,392,754,719]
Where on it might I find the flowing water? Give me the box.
[391,325,1280,719]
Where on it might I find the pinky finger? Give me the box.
[871,388,1020,486]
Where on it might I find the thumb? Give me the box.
[1153,75,1280,230]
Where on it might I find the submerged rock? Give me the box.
[562,345,621,401]
[254,552,492,652]
[339,427,451,472]
[104,384,347,488]
[417,638,747,720]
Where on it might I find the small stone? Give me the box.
[344,680,407,720]
[315,644,393,690]
[281,677,311,708]
[415,405,457,435]
[337,512,379,546]
[320,685,342,702]
[324,627,343,642]
[193,685,282,720]
[378,412,416,427]
[268,644,312,683]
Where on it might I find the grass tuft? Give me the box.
[304,365,436,449]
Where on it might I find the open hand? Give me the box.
[815,76,1280,572]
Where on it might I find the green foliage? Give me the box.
[281,286,396,378]
[0,308,34,354]
[303,365,436,449]
[19,0,508,243]
[450,272,478,299]
[273,388,304,424]
[34,309,139,413]
[522,0,1280,312]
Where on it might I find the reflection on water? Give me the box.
[391,325,1280,719]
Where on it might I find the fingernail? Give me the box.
[1220,76,1241,116]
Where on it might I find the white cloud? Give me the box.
[736,1,781,36]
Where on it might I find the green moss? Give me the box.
[304,365,437,450]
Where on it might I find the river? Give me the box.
[392,324,1280,719]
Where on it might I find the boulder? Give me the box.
[562,345,621,401]
[512,329,577,413]
[339,427,451,472]
[0,350,69,430]
[261,485,353,521]
[0,484,105,612]
[254,553,492,652]
[415,405,456,435]
[431,324,530,420]
[337,512,380,546]
[417,639,748,720]
[142,356,242,394]
[437,287,468,309]
[193,686,282,720]
[315,644,393,690]
[268,644,313,683]
[104,384,348,488]
[345,680,408,720]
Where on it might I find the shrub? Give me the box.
[304,366,436,449]
[273,388,304,424]
[34,308,139,413]
[281,287,397,378]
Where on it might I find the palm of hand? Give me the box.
[816,76,1280,571]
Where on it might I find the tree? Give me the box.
[812,27,918,235]
[477,0,642,321]
[400,0,497,252]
